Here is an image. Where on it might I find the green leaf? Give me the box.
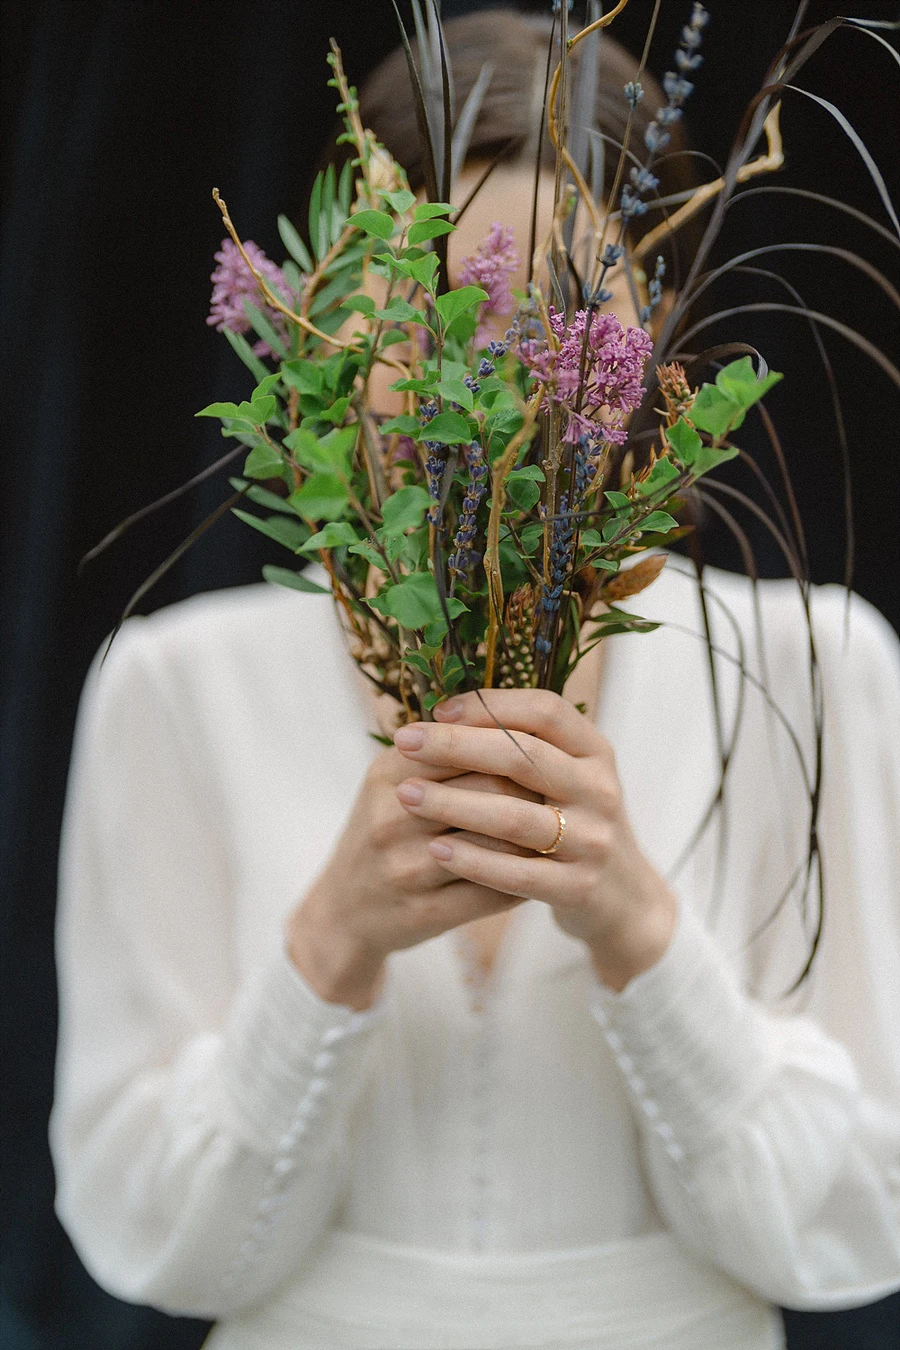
[442,654,466,691]
[665,419,704,466]
[351,209,395,241]
[299,521,361,554]
[320,396,351,425]
[196,400,243,420]
[639,511,679,533]
[381,188,417,216]
[637,457,681,496]
[379,414,420,436]
[416,411,472,444]
[277,213,313,272]
[686,386,736,440]
[408,218,456,245]
[253,372,282,399]
[604,490,631,510]
[232,508,310,552]
[229,478,296,513]
[434,377,474,412]
[505,473,541,513]
[243,443,284,479]
[434,286,489,328]
[289,472,349,521]
[280,359,323,397]
[509,463,545,481]
[284,424,356,473]
[401,649,436,677]
[263,564,329,594]
[716,356,783,406]
[222,327,270,383]
[422,691,443,711]
[368,572,468,630]
[380,485,432,534]
[373,296,426,324]
[347,539,385,567]
[242,299,288,361]
[340,294,376,317]
[413,202,454,220]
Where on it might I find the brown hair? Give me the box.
[342,8,698,276]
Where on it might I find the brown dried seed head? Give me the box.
[602,553,667,602]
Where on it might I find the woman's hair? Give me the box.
[333,7,698,275]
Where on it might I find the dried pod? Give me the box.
[602,553,667,602]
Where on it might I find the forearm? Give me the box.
[286,895,388,1012]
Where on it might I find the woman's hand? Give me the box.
[286,747,531,1010]
[392,689,678,992]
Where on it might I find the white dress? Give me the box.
[49,560,900,1350]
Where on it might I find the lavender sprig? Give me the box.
[448,443,488,577]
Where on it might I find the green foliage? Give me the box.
[299,521,361,554]
[243,443,284,480]
[368,572,468,630]
[277,213,314,273]
[263,564,329,594]
[408,218,455,245]
[434,286,489,330]
[289,473,349,521]
[689,357,783,441]
[351,209,395,241]
[232,509,310,552]
[415,411,472,444]
[380,485,431,533]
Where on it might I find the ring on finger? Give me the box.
[533,805,567,857]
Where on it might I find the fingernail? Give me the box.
[396,781,424,805]
[429,840,454,862]
[394,725,425,750]
[433,697,463,722]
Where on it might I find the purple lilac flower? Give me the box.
[518,308,653,445]
[458,223,519,348]
[208,238,294,358]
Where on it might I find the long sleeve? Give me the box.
[588,586,900,1310]
[49,618,387,1319]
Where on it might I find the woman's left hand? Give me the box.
[392,689,678,991]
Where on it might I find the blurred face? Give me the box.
[353,159,646,413]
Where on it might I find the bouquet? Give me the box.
[196,2,794,721]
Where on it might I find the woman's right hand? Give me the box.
[285,746,531,1010]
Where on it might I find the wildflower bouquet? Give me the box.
[97,1,897,739]
[195,2,794,719]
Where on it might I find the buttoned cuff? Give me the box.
[588,901,774,1163]
[216,932,387,1156]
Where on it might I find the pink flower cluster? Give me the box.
[208,238,294,358]
[519,308,653,445]
[458,223,519,348]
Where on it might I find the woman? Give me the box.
[49,11,900,1349]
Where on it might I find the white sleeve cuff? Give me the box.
[215,932,387,1156]
[588,901,775,1162]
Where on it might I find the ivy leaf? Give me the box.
[381,188,416,215]
[242,443,284,480]
[232,509,310,552]
[505,475,541,513]
[289,473,349,521]
[509,463,545,481]
[368,572,468,629]
[604,490,631,510]
[263,564,329,594]
[408,218,456,245]
[351,209,395,241]
[299,521,361,554]
[380,485,432,534]
[434,286,489,329]
[416,411,472,444]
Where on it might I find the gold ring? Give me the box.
[534,806,566,856]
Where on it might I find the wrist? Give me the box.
[286,900,386,1013]
[588,885,678,994]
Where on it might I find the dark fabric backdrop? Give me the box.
[1,2,897,1346]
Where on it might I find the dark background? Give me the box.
[1,1,898,1346]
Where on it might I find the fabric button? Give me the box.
[307,1076,330,1098]
[640,1098,660,1120]
[273,1155,297,1176]
[654,1120,674,1140]
[258,1193,282,1217]
[320,1025,347,1047]
[616,1053,635,1074]
[313,1049,335,1071]
[627,1074,646,1095]
[665,1140,685,1162]
[605,1030,623,1052]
